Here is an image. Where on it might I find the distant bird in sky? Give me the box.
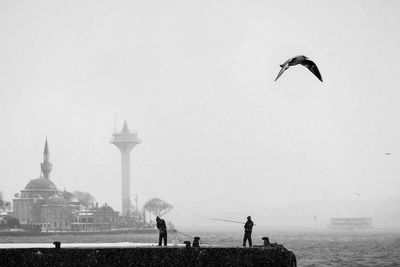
[355,193,360,197]
[384,152,391,155]
[275,55,323,82]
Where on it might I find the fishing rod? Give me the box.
[211,218,256,226]
[211,218,244,224]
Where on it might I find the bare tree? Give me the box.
[143,198,173,218]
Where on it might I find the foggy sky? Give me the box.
[1,0,399,230]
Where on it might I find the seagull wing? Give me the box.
[275,64,290,81]
[301,59,323,82]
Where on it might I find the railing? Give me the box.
[111,133,141,142]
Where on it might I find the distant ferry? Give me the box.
[329,218,372,230]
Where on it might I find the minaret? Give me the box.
[111,121,141,216]
[135,195,138,211]
[41,138,53,179]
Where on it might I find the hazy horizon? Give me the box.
[1,0,400,230]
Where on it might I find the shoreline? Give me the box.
[0,228,160,237]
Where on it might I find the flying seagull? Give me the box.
[275,55,323,82]
[384,152,391,155]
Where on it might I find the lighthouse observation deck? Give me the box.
[110,120,141,145]
[110,132,141,143]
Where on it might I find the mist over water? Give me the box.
[165,193,400,232]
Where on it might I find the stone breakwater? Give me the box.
[1,245,296,266]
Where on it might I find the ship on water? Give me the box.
[329,217,372,230]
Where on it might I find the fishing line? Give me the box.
[173,229,212,246]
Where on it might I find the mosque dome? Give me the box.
[97,204,114,212]
[45,194,66,205]
[24,178,57,191]
[60,190,73,201]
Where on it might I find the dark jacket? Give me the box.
[244,220,254,233]
[157,219,167,233]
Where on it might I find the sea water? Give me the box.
[1,230,399,266]
[196,230,400,266]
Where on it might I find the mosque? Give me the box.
[12,140,119,232]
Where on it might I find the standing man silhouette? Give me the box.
[243,216,254,247]
[156,216,167,246]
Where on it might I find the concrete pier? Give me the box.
[0,244,297,266]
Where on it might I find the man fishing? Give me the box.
[243,216,254,247]
[156,216,167,246]
[211,217,256,247]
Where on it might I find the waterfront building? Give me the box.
[70,204,119,231]
[12,139,119,231]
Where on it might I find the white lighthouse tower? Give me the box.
[111,121,141,216]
